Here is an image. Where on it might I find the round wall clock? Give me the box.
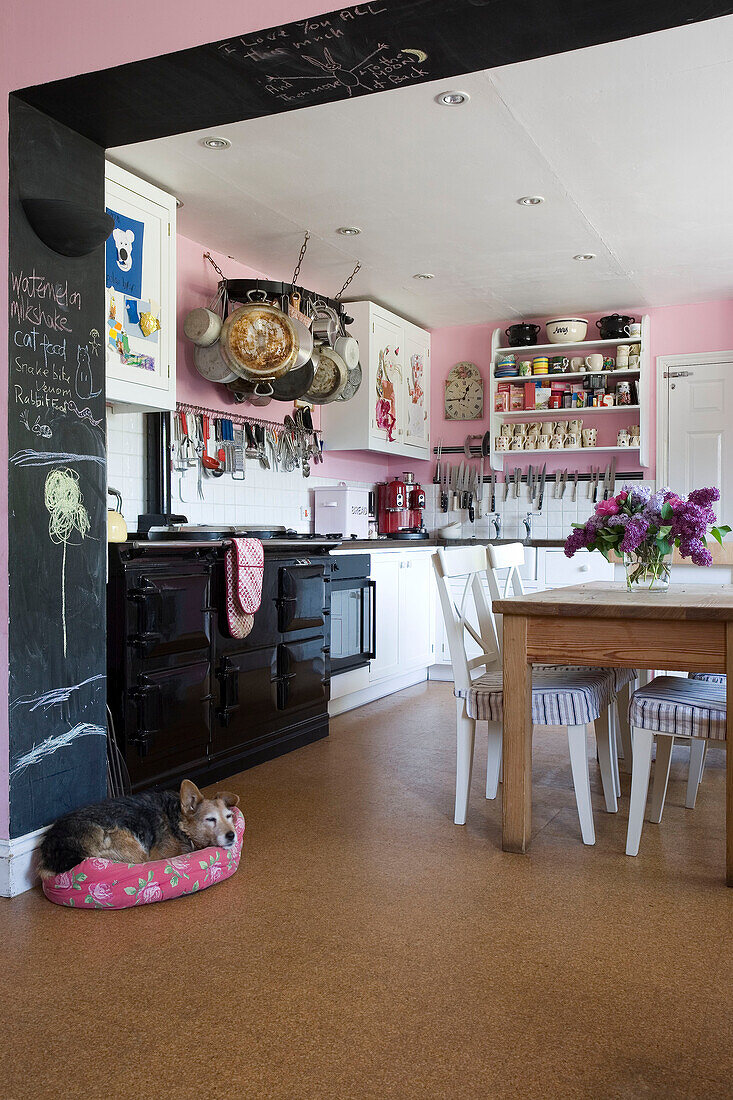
[444,361,484,420]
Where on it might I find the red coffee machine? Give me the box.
[377,472,428,539]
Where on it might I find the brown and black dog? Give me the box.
[39,780,239,879]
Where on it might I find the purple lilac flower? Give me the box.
[688,486,720,509]
[669,501,711,543]
[626,485,651,508]
[642,489,667,522]
[679,537,713,567]
[564,527,586,558]
[607,514,629,528]
[620,516,650,553]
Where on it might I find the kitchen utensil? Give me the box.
[183,307,223,347]
[545,318,588,343]
[232,426,245,480]
[607,457,617,499]
[572,470,579,501]
[527,465,535,502]
[219,295,299,380]
[333,331,360,370]
[596,314,635,339]
[200,417,219,470]
[107,488,127,543]
[513,467,520,498]
[505,322,541,347]
[537,464,547,510]
[593,468,601,502]
[305,343,349,403]
[559,469,569,499]
[193,342,238,384]
[286,294,314,369]
[270,359,316,401]
[336,361,362,402]
[311,300,341,345]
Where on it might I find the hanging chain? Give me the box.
[335,261,362,301]
[203,252,225,279]
[291,231,310,287]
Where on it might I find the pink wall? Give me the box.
[0,0,341,838]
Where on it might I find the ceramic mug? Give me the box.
[566,431,581,448]
[518,360,533,376]
[532,357,549,374]
[496,435,511,451]
[584,354,603,371]
[617,430,630,447]
[629,344,641,356]
[568,419,583,434]
[510,437,525,451]
[514,422,528,435]
[525,436,538,450]
[549,356,570,373]
[497,353,516,367]
[616,345,630,358]
[550,433,566,449]
[582,428,598,447]
[540,422,556,437]
[629,323,642,338]
[628,354,640,369]
[500,423,514,437]
[570,357,584,372]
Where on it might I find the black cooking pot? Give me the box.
[596,314,635,339]
[505,322,541,346]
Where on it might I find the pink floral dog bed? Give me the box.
[42,808,245,909]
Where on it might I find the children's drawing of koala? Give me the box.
[113,227,135,272]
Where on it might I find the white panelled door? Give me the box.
[666,357,733,520]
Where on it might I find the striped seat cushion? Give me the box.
[535,665,637,691]
[456,667,616,725]
[689,672,727,684]
[630,676,727,741]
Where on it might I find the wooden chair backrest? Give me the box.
[432,546,501,694]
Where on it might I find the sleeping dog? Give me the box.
[39,780,239,879]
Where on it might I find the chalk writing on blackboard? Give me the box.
[45,467,91,657]
[10,449,105,468]
[10,721,106,780]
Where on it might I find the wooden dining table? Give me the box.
[492,582,733,884]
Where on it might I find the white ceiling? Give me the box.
[110,17,733,328]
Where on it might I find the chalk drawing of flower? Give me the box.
[44,468,90,658]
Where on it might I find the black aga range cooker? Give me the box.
[107,529,339,792]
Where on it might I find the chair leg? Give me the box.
[454,697,476,825]
[686,739,707,810]
[485,721,502,800]
[649,734,674,823]
[567,724,595,845]
[595,710,618,814]
[616,683,633,774]
[626,726,654,856]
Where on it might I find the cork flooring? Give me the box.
[2,681,733,1100]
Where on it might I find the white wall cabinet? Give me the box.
[105,162,177,412]
[368,553,402,683]
[323,301,431,458]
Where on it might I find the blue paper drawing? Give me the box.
[105,208,144,298]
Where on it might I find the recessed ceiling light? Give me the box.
[517,195,544,206]
[336,226,361,236]
[573,253,596,261]
[435,90,470,106]
[201,136,231,150]
[413,273,435,280]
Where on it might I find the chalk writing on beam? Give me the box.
[10,449,105,467]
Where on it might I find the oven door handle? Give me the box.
[364,578,377,660]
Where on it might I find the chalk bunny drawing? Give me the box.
[268,43,390,96]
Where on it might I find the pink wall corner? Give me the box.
[0,0,341,838]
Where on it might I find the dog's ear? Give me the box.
[180,780,204,815]
[215,790,239,808]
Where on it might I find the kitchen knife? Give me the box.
[514,467,520,499]
[593,467,601,502]
[601,462,611,500]
[527,464,534,503]
[587,467,595,499]
[537,463,547,510]
[608,456,617,499]
[504,472,510,501]
[490,472,496,513]
[572,470,579,501]
[560,469,569,499]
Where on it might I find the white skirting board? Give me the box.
[328,668,429,717]
[0,826,46,897]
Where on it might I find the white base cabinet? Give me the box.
[322,301,430,459]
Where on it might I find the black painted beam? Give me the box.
[15,0,733,147]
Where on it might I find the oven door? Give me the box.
[330,574,375,675]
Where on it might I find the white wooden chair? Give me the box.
[432,544,619,844]
[626,676,727,855]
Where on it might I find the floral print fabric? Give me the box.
[42,808,245,909]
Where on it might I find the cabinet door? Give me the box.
[399,553,433,669]
[369,555,401,682]
[105,162,176,411]
[126,567,211,661]
[541,548,615,587]
[125,660,211,783]
[369,312,404,448]
[402,326,430,452]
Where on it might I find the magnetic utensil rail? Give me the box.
[176,401,322,435]
[431,445,643,481]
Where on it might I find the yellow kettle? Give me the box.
[107,487,128,543]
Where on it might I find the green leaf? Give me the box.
[199,861,208,869]
[138,877,145,888]
[190,881,200,892]
[124,886,137,895]
[170,876,178,887]
[598,548,611,562]
[656,538,672,556]
[84,895,93,904]
[164,865,172,874]
[76,873,87,882]
[657,525,672,538]
[147,869,154,882]
[661,502,673,520]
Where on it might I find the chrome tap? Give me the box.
[490,514,502,540]
[523,512,534,541]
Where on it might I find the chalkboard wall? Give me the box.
[7,99,107,838]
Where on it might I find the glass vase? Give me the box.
[623,548,672,592]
